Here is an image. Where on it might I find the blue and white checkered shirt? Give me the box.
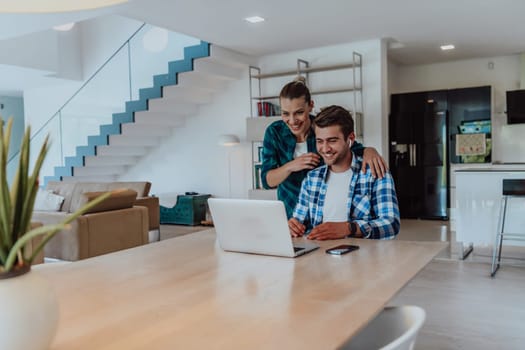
[292,152,400,239]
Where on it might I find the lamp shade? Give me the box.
[218,134,240,146]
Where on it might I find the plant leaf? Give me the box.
[10,124,31,246]
[20,134,49,238]
[3,222,68,272]
[0,118,13,263]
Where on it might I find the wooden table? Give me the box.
[37,229,446,350]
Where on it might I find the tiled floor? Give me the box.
[159,224,211,240]
[397,218,525,266]
[391,258,525,350]
[380,219,525,349]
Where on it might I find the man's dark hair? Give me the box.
[313,105,354,138]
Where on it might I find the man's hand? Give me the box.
[307,222,349,240]
[362,148,388,178]
[288,218,306,237]
[287,152,321,172]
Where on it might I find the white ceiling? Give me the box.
[1,0,525,95]
[118,0,525,65]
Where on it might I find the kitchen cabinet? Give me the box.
[389,86,491,219]
[448,86,491,164]
[456,167,525,247]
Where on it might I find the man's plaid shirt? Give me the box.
[292,153,400,239]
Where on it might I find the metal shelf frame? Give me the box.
[248,52,364,137]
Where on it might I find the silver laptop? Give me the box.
[208,198,319,258]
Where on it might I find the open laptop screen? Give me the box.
[208,198,318,258]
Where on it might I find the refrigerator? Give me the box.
[389,90,448,219]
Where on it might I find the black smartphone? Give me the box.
[326,244,359,255]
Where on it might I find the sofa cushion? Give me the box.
[66,182,150,212]
[105,182,151,197]
[68,183,115,212]
[34,188,65,211]
[71,189,138,214]
[46,181,77,212]
[45,181,152,214]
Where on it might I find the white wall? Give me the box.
[79,15,143,77]
[0,31,58,72]
[54,27,83,81]
[0,25,85,87]
[23,15,145,127]
[121,74,252,201]
[23,15,203,180]
[390,54,525,163]
[23,15,152,178]
[388,60,399,102]
[0,96,25,181]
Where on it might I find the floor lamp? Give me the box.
[218,134,240,198]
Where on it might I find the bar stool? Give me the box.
[491,179,525,277]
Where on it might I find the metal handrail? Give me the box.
[7,22,147,165]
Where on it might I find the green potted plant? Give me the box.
[0,117,110,350]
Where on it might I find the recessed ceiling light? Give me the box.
[244,16,265,24]
[440,44,455,51]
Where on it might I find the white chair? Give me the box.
[341,305,426,350]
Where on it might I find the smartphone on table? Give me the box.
[325,244,359,255]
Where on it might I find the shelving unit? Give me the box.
[246,52,364,195]
[246,116,280,197]
[248,52,364,135]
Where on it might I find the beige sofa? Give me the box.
[25,224,44,265]
[32,181,159,261]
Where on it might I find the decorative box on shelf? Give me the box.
[160,193,211,226]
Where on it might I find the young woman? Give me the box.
[261,78,387,218]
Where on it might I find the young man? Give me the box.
[288,105,400,240]
[261,78,388,219]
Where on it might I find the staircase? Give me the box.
[44,42,250,185]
